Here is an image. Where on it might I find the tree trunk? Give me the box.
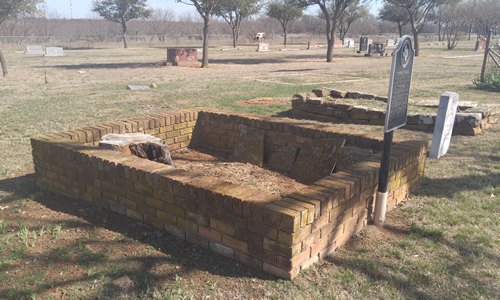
[0,50,7,77]
[398,22,403,37]
[468,23,472,40]
[324,17,334,62]
[283,29,287,46]
[231,26,237,48]
[438,23,442,41]
[121,21,128,49]
[413,29,420,57]
[202,17,210,68]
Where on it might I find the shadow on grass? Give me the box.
[325,220,499,299]
[0,174,272,298]
[45,62,164,70]
[416,172,500,198]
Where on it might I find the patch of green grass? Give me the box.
[0,220,7,234]
[409,222,444,242]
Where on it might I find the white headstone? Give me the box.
[45,47,64,57]
[344,38,355,48]
[429,92,459,159]
[386,39,396,46]
[257,43,269,52]
[26,45,44,55]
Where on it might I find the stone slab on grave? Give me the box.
[45,47,64,57]
[229,125,265,166]
[26,45,44,55]
[267,144,299,173]
[290,138,346,184]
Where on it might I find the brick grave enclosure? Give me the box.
[292,88,497,136]
[31,110,427,279]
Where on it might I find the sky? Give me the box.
[44,0,382,20]
[44,0,192,19]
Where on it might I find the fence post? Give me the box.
[480,29,493,82]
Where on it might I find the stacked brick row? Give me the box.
[31,109,427,279]
[291,94,496,136]
[193,110,387,157]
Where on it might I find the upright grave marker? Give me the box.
[358,37,368,53]
[429,92,459,159]
[374,35,414,226]
[26,45,44,55]
[257,43,270,52]
[45,47,64,57]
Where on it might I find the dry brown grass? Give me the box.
[0,39,498,299]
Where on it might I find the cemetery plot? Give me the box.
[31,109,427,279]
[291,88,497,135]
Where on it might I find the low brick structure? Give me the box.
[166,48,198,66]
[292,91,497,136]
[31,110,427,279]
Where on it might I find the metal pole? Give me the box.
[374,131,394,226]
[480,29,492,82]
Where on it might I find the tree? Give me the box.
[266,0,304,46]
[441,2,467,49]
[379,2,410,37]
[338,0,368,40]
[0,0,43,76]
[215,0,261,47]
[92,0,151,49]
[302,0,355,62]
[384,0,449,56]
[178,0,223,68]
[148,7,175,42]
[473,0,500,37]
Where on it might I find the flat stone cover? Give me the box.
[127,85,150,90]
[229,125,265,166]
[290,138,346,184]
[99,133,173,165]
[336,146,373,171]
[267,145,298,173]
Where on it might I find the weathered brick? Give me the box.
[198,225,222,242]
[210,218,235,236]
[222,234,248,253]
[210,242,234,259]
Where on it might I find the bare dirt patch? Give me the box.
[238,97,288,106]
[171,148,307,196]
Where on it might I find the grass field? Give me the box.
[0,40,499,299]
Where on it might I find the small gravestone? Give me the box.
[307,40,319,49]
[358,37,368,53]
[229,126,265,166]
[45,47,64,57]
[475,38,487,51]
[26,45,44,55]
[386,39,396,46]
[127,85,150,90]
[343,38,355,48]
[99,133,174,166]
[429,92,459,159]
[366,43,385,56]
[166,48,198,66]
[290,138,346,184]
[257,43,270,52]
[267,145,298,173]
